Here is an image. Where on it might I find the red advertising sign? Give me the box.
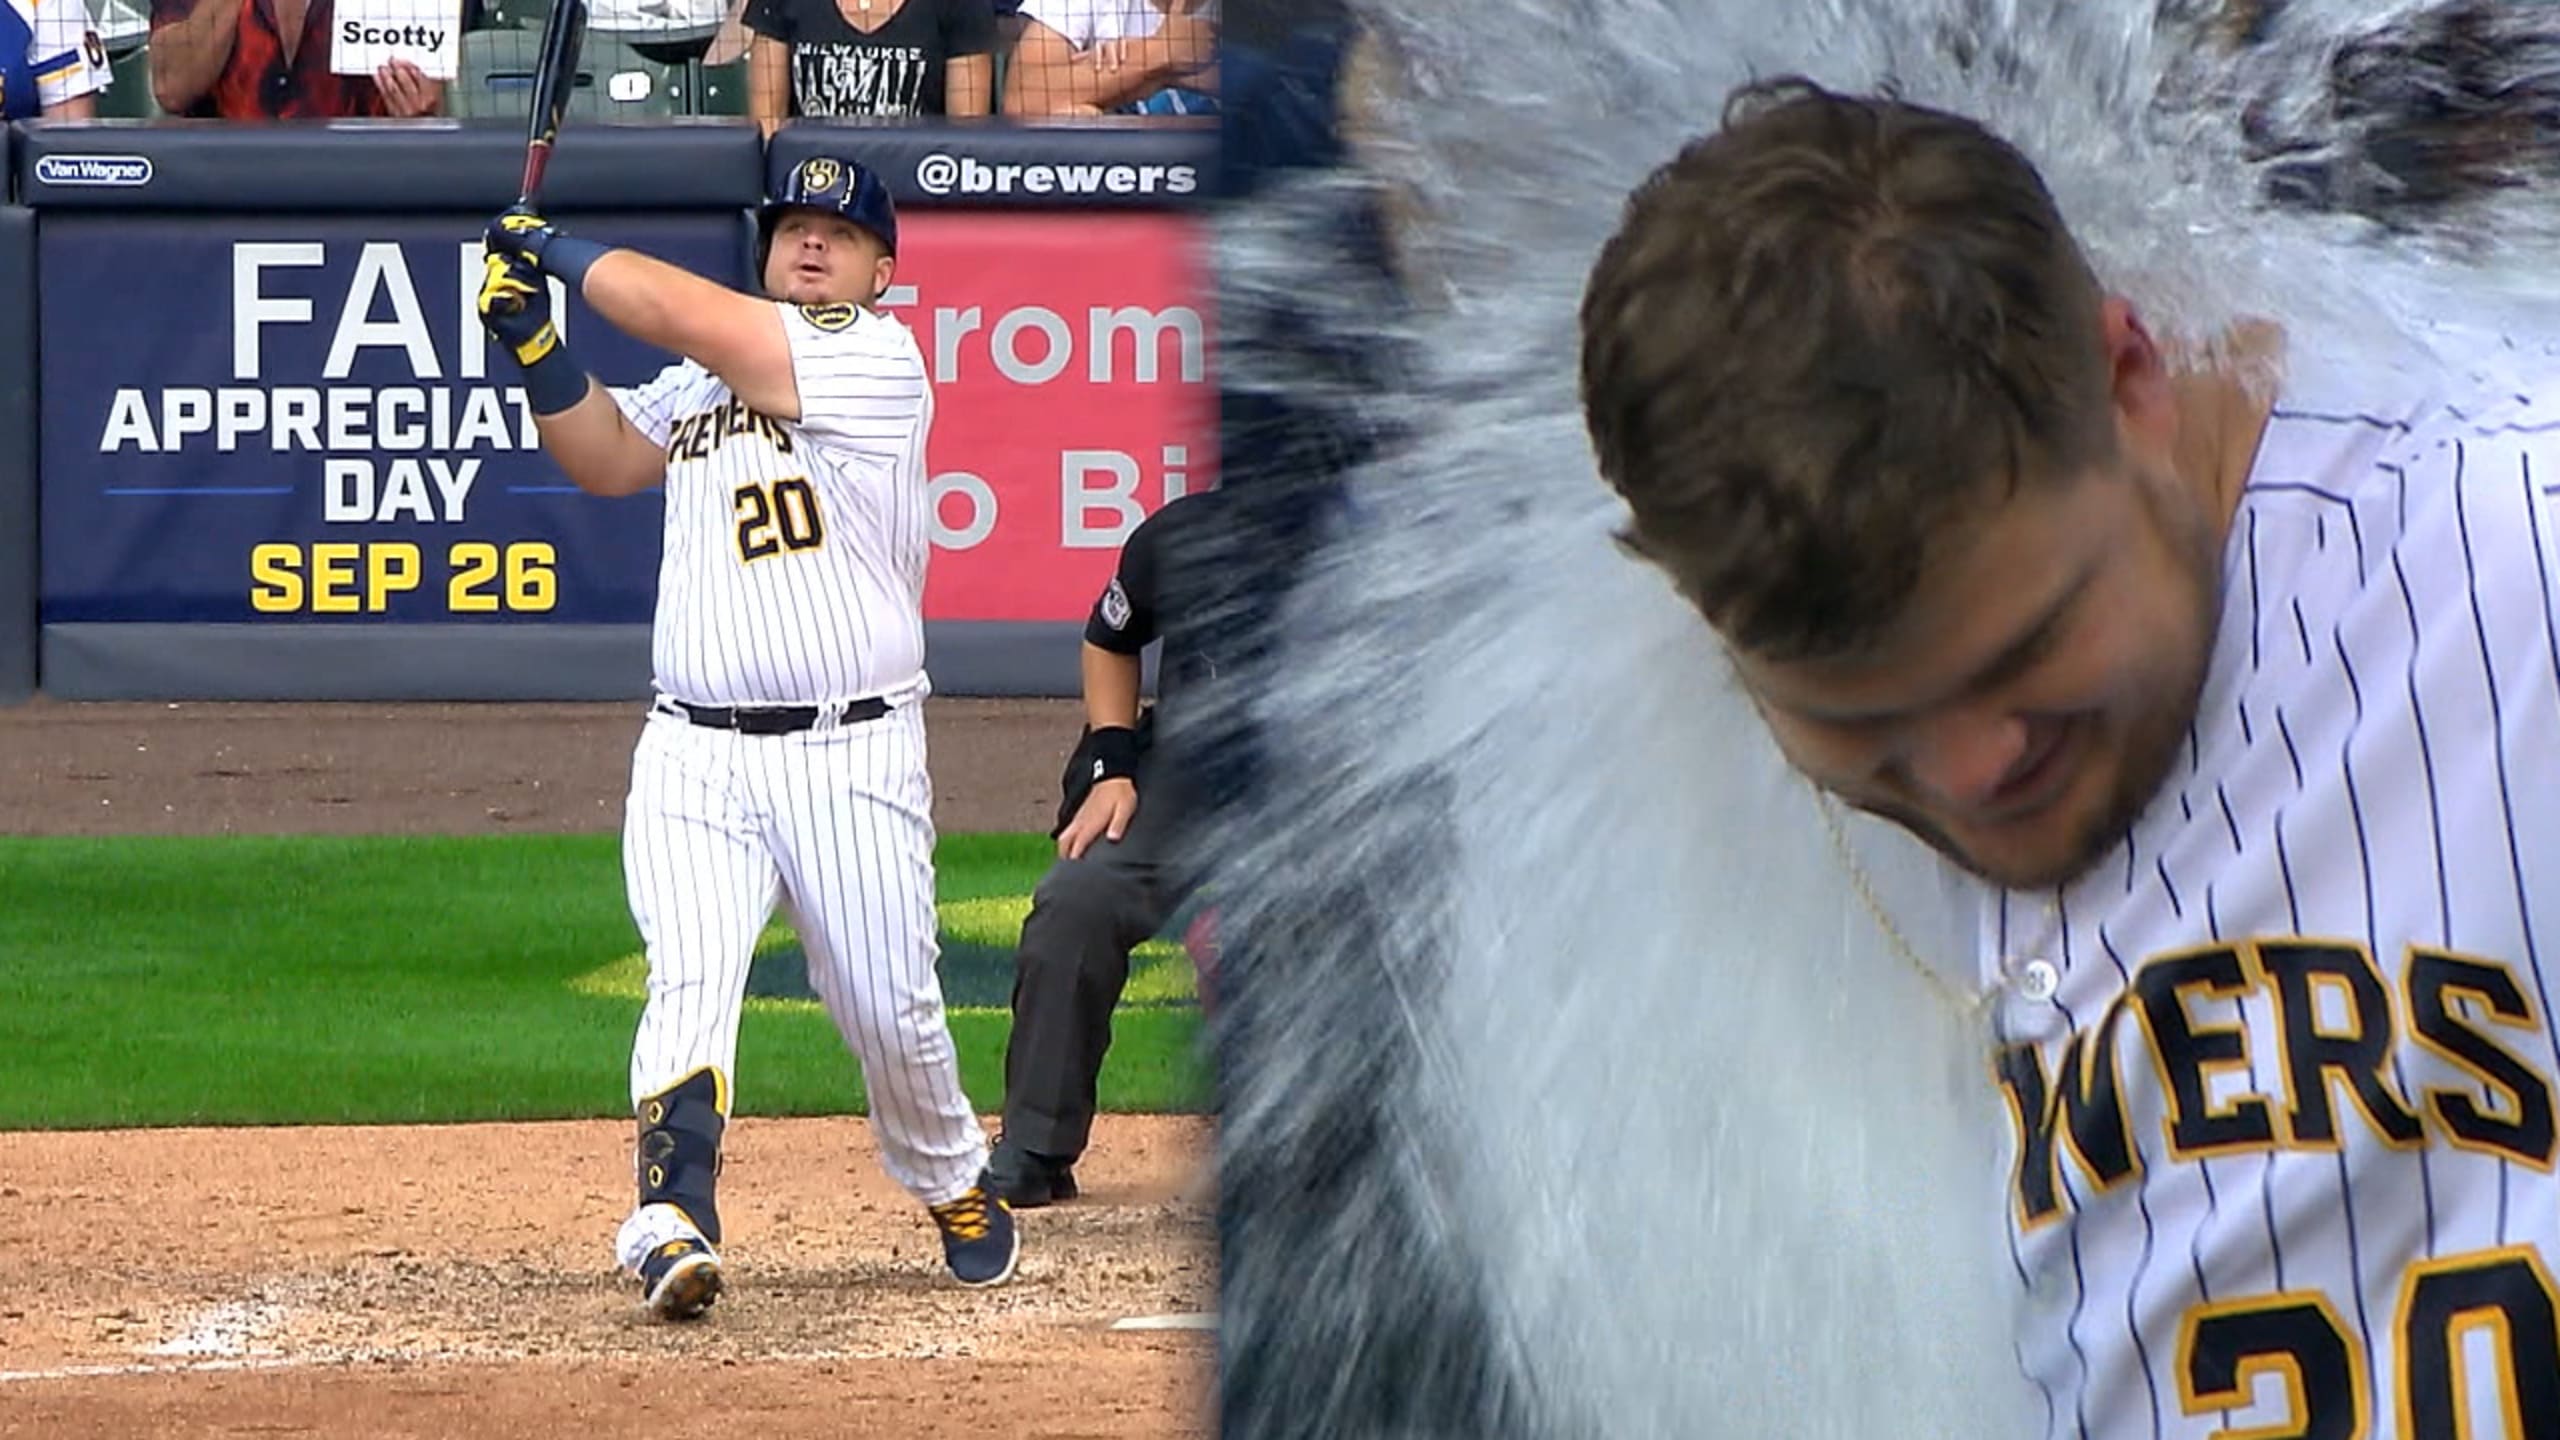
[883,211,1216,623]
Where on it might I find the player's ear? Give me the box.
[2101,297,2175,445]
[873,253,897,299]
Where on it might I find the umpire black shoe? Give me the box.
[984,1138,1080,1209]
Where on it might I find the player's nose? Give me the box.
[1900,707,2036,815]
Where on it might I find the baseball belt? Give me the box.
[654,695,892,736]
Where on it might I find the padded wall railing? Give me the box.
[1,127,33,704]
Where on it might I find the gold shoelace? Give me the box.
[932,1191,993,1240]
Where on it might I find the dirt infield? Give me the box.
[0,697,1219,1440]
[0,696,1083,837]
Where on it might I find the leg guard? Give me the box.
[635,1067,728,1245]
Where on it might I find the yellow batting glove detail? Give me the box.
[513,324,560,367]
[476,253,541,319]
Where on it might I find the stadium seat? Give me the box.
[95,44,162,119]
[696,57,750,116]
[457,29,685,121]
[478,0,551,31]
[80,0,157,115]
[84,0,148,52]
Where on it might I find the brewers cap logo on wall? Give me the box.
[799,158,844,196]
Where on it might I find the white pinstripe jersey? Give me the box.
[1983,354,2560,1439]
[612,301,934,708]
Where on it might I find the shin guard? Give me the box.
[635,1067,728,1245]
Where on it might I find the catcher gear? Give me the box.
[758,155,899,275]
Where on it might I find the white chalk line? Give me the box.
[1108,1312,1217,1332]
[0,1356,309,1384]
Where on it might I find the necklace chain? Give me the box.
[1813,791,1997,1020]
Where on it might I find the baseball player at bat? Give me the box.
[1578,77,2560,1435]
[474,155,1018,1321]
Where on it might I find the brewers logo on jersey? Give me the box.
[1984,356,2560,1439]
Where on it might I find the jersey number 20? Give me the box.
[734,478,825,563]
[2179,1246,2560,1437]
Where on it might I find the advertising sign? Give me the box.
[885,209,1214,621]
[36,208,1212,630]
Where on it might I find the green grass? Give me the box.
[0,833,1208,1130]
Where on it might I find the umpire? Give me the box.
[984,485,1229,1207]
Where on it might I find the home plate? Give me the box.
[1109,1312,1217,1332]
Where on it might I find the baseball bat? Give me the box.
[516,0,590,206]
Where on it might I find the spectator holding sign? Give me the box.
[148,0,444,117]
[5,0,112,118]
[743,0,994,128]
[1002,0,1213,119]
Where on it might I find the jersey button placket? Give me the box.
[1996,948,2069,1042]
[2015,959,2061,1004]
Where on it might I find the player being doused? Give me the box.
[1208,34,2560,1440]
[1576,74,2560,1433]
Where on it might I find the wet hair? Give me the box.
[1579,77,2116,660]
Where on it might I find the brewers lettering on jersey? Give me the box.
[1577,81,2560,1436]
[476,154,1020,1322]
[1979,374,2560,1440]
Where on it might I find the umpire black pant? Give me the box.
[1001,761,1192,1162]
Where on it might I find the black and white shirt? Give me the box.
[744,0,995,117]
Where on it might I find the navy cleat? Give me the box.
[638,1237,723,1321]
[928,1186,1020,1288]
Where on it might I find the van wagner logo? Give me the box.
[33,155,155,188]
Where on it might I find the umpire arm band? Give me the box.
[1089,725,1143,783]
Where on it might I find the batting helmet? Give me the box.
[758,155,898,271]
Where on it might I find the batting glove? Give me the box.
[485,205,611,290]
[475,252,553,358]
[485,204,563,262]
[475,250,592,417]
